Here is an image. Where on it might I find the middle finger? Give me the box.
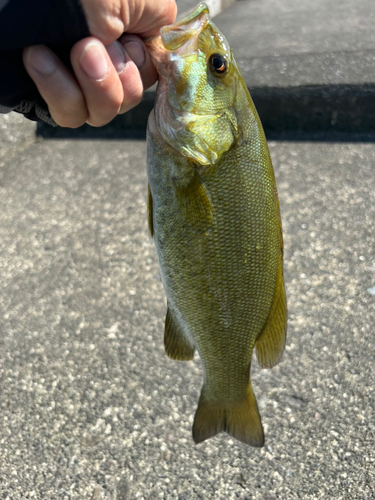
[71,37,125,127]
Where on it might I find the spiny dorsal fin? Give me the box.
[147,183,154,238]
[255,262,287,369]
[164,307,195,361]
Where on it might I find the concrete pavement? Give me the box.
[0,131,374,499]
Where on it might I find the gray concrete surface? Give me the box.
[0,116,375,498]
[218,0,375,86]
[0,112,36,166]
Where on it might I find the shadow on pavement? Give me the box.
[36,83,375,142]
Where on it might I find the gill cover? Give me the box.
[147,3,240,166]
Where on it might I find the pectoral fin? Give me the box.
[255,263,287,368]
[176,171,213,224]
[147,184,154,238]
[164,306,195,361]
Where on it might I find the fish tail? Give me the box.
[192,383,264,447]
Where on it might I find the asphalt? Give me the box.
[1,0,375,499]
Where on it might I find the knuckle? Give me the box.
[81,24,123,47]
[120,89,143,114]
[53,116,87,128]
[86,93,123,126]
[121,77,144,109]
[86,119,110,128]
[86,108,117,127]
[111,92,124,112]
[50,105,88,128]
[86,113,116,127]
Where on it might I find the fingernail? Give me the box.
[26,46,56,75]
[122,41,145,68]
[106,41,127,74]
[80,41,109,81]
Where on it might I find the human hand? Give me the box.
[22,0,177,128]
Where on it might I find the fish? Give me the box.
[145,3,287,447]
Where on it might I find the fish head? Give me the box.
[147,3,243,166]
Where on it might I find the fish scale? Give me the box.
[146,3,287,446]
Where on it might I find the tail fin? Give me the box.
[192,384,264,447]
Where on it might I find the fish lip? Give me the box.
[160,3,210,52]
[144,2,210,59]
[143,4,209,49]
[145,3,221,77]
[167,2,210,29]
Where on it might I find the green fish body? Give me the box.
[146,3,287,447]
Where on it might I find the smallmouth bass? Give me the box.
[146,3,287,447]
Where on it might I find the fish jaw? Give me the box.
[161,2,210,53]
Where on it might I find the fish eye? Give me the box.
[209,53,228,75]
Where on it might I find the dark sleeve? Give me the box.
[0,0,90,125]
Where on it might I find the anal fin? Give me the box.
[164,307,195,361]
[255,262,287,368]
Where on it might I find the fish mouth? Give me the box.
[145,2,210,62]
[160,2,210,52]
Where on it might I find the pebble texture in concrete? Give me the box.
[0,112,36,166]
[0,125,374,498]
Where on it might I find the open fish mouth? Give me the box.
[145,3,211,71]
[160,3,210,52]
